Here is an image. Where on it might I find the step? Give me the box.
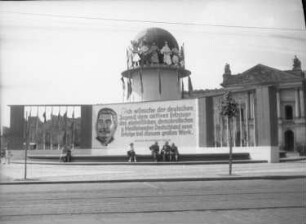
[28,153,251,163]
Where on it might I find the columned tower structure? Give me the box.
[121,27,191,102]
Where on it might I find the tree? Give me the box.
[219,92,239,175]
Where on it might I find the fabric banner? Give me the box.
[92,99,198,153]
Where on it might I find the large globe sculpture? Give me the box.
[134,27,179,51]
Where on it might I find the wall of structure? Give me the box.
[125,67,183,102]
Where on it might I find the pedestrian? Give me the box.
[149,141,159,162]
[127,143,137,162]
[5,148,12,164]
[66,146,72,162]
[59,145,68,162]
[0,148,5,164]
[170,143,179,162]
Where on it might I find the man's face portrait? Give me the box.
[96,108,117,146]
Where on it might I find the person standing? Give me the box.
[127,143,137,162]
[5,148,12,164]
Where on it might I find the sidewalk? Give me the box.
[0,160,305,185]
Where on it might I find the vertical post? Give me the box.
[24,111,29,180]
[58,107,61,150]
[43,106,46,150]
[71,107,75,150]
[50,107,53,150]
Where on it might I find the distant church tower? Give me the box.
[121,27,191,102]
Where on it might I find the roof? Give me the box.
[222,64,305,87]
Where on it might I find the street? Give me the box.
[0,178,305,224]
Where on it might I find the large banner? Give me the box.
[92,99,198,154]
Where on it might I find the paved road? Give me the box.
[0,179,305,224]
[1,161,305,183]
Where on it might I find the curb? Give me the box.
[1,175,305,185]
[10,160,268,166]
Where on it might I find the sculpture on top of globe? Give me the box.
[126,27,186,69]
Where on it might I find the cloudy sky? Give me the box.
[0,0,305,127]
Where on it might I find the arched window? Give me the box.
[285,105,293,120]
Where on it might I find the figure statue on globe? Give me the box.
[149,42,159,64]
[129,40,140,67]
[171,47,180,66]
[160,41,172,65]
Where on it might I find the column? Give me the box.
[226,116,229,147]
[220,116,223,147]
[239,102,243,147]
[246,93,250,147]
[300,88,305,117]
[276,90,281,118]
[295,88,300,118]
[233,117,236,147]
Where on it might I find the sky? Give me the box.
[0,0,305,128]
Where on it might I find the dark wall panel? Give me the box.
[9,106,24,149]
[255,86,278,146]
[80,105,93,149]
[198,97,214,147]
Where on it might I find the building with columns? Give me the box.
[7,28,306,163]
[192,58,306,158]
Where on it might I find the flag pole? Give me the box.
[50,107,53,150]
[58,107,61,150]
[65,106,68,147]
[43,106,46,150]
[24,111,29,180]
[71,107,75,150]
[35,107,39,150]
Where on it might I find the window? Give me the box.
[285,105,293,120]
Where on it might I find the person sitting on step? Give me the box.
[170,143,179,162]
[149,141,159,162]
[161,141,171,161]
